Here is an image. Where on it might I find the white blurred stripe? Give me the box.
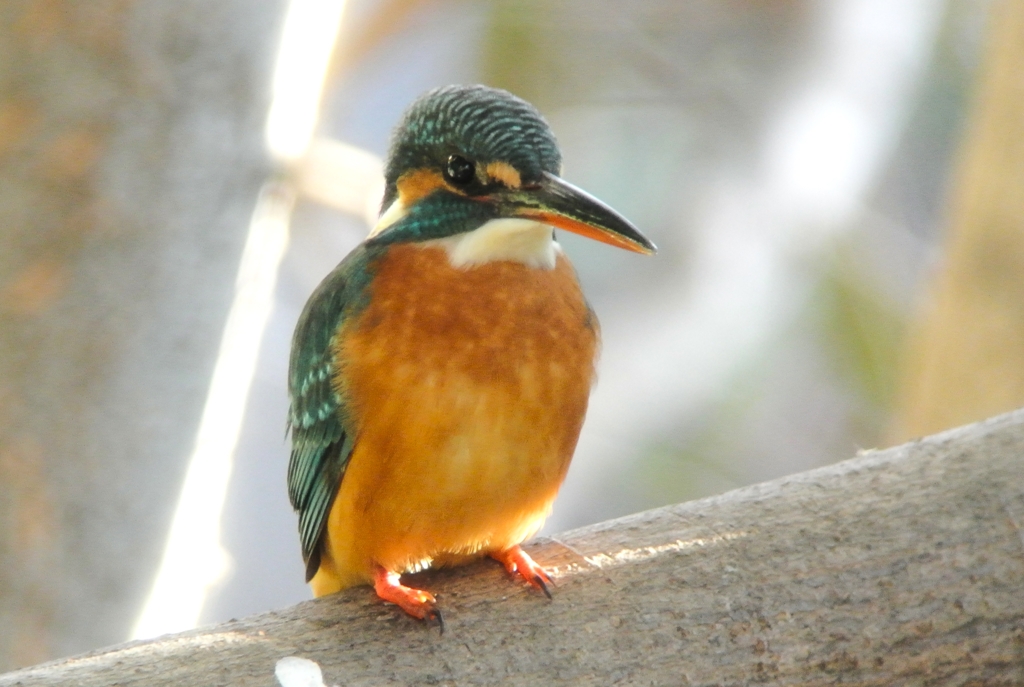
[266,0,349,161]
[298,137,384,226]
[131,0,353,640]
[131,183,294,639]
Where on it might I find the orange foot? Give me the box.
[491,545,553,599]
[372,566,444,633]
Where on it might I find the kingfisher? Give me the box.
[287,84,655,628]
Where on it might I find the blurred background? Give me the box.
[2,0,1023,671]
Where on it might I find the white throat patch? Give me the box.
[369,200,559,269]
[429,218,559,269]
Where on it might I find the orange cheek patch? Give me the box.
[485,161,521,189]
[396,169,448,205]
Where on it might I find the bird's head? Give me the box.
[368,85,655,265]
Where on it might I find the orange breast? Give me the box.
[310,243,598,594]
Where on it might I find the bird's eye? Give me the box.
[444,154,475,186]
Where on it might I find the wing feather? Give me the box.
[287,245,375,581]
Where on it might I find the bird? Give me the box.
[287,84,655,629]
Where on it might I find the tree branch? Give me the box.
[4,410,1024,686]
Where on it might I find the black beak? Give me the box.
[499,172,657,254]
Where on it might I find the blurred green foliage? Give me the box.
[815,254,906,413]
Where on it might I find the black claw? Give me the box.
[534,575,553,600]
[428,607,445,635]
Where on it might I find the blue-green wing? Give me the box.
[287,246,373,582]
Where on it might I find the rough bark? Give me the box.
[3,408,1023,686]
[0,0,281,668]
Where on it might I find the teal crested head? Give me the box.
[383,84,561,203]
[369,84,656,259]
